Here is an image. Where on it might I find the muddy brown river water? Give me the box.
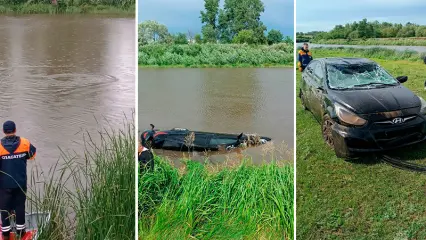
[0,16,135,182]
[139,68,294,164]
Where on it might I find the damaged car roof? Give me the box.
[318,57,375,65]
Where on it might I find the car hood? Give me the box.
[328,85,420,114]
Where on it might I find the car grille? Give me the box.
[374,115,417,125]
[373,125,423,148]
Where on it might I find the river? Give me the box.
[0,16,135,186]
[138,68,294,164]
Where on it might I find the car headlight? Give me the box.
[419,97,426,115]
[335,103,367,126]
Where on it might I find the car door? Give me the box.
[310,61,326,120]
[301,61,317,110]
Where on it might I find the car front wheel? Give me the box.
[322,114,335,148]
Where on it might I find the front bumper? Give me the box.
[332,115,426,157]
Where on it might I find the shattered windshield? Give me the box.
[326,63,398,90]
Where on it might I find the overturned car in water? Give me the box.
[141,125,272,152]
[299,57,426,158]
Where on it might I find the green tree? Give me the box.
[232,30,255,44]
[267,29,283,45]
[397,26,416,37]
[138,20,170,44]
[357,18,368,39]
[201,25,217,43]
[200,0,220,29]
[174,33,188,44]
[202,25,218,43]
[218,0,267,44]
[194,34,203,43]
[416,26,426,37]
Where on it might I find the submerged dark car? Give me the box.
[299,57,426,158]
[141,125,272,152]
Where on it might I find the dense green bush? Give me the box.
[139,43,293,67]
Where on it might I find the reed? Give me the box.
[24,121,135,239]
[139,156,294,239]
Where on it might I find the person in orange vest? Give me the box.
[298,43,313,72]
[0,121,36,239]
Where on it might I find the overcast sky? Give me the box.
[139,0,294,37]
[297,0,426,32]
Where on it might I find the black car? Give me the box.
[299,57,426,158]
[141,125,272,152]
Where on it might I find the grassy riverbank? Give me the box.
[311,38,426,46]
[138,43,293,67]
[26,123,135,239]
[139,156,294,239]
[312,47,426,61]
[0,3,134,14]
[297,49,426,239]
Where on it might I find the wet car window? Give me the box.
[313,62,324,82]
[326,63,398,90]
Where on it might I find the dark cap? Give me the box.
[3,120,16,134]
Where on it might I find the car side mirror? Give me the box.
[396,76,408,83]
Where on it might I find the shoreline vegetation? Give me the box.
[297,19,426,46]
[139,43,293,67]
[309,38,426,46]
[140,156,294,239]
[312,47,426,62]
[297,48,426,239]
[26,122,135,239]
[139,0,293,68]
[0,1,135,14]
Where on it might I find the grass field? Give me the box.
[312,38,426,46]
[138,43,293,68]
[296,48,426,239]
[140,156,294,239]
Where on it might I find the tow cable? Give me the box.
[381,155,426,173]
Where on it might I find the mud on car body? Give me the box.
[299,57,426,158]
[141,125,272,152]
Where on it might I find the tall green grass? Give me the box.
[25,122,135,239]
[312,38,426,46]
[312,47,426,62]
[139,43,294,67]
[140,156,294,239]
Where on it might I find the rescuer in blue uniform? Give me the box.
[298,43,313,72]
[0,121,36,239]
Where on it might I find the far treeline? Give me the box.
[0,0,134,14]
[139,0,293,67]
[297,19,426,46]
[139,0,292,45]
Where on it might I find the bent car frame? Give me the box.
[299,57,426,158]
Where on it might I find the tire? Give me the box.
[299,89,308,110]
[322,115,351,158]
[322,114,335,149]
